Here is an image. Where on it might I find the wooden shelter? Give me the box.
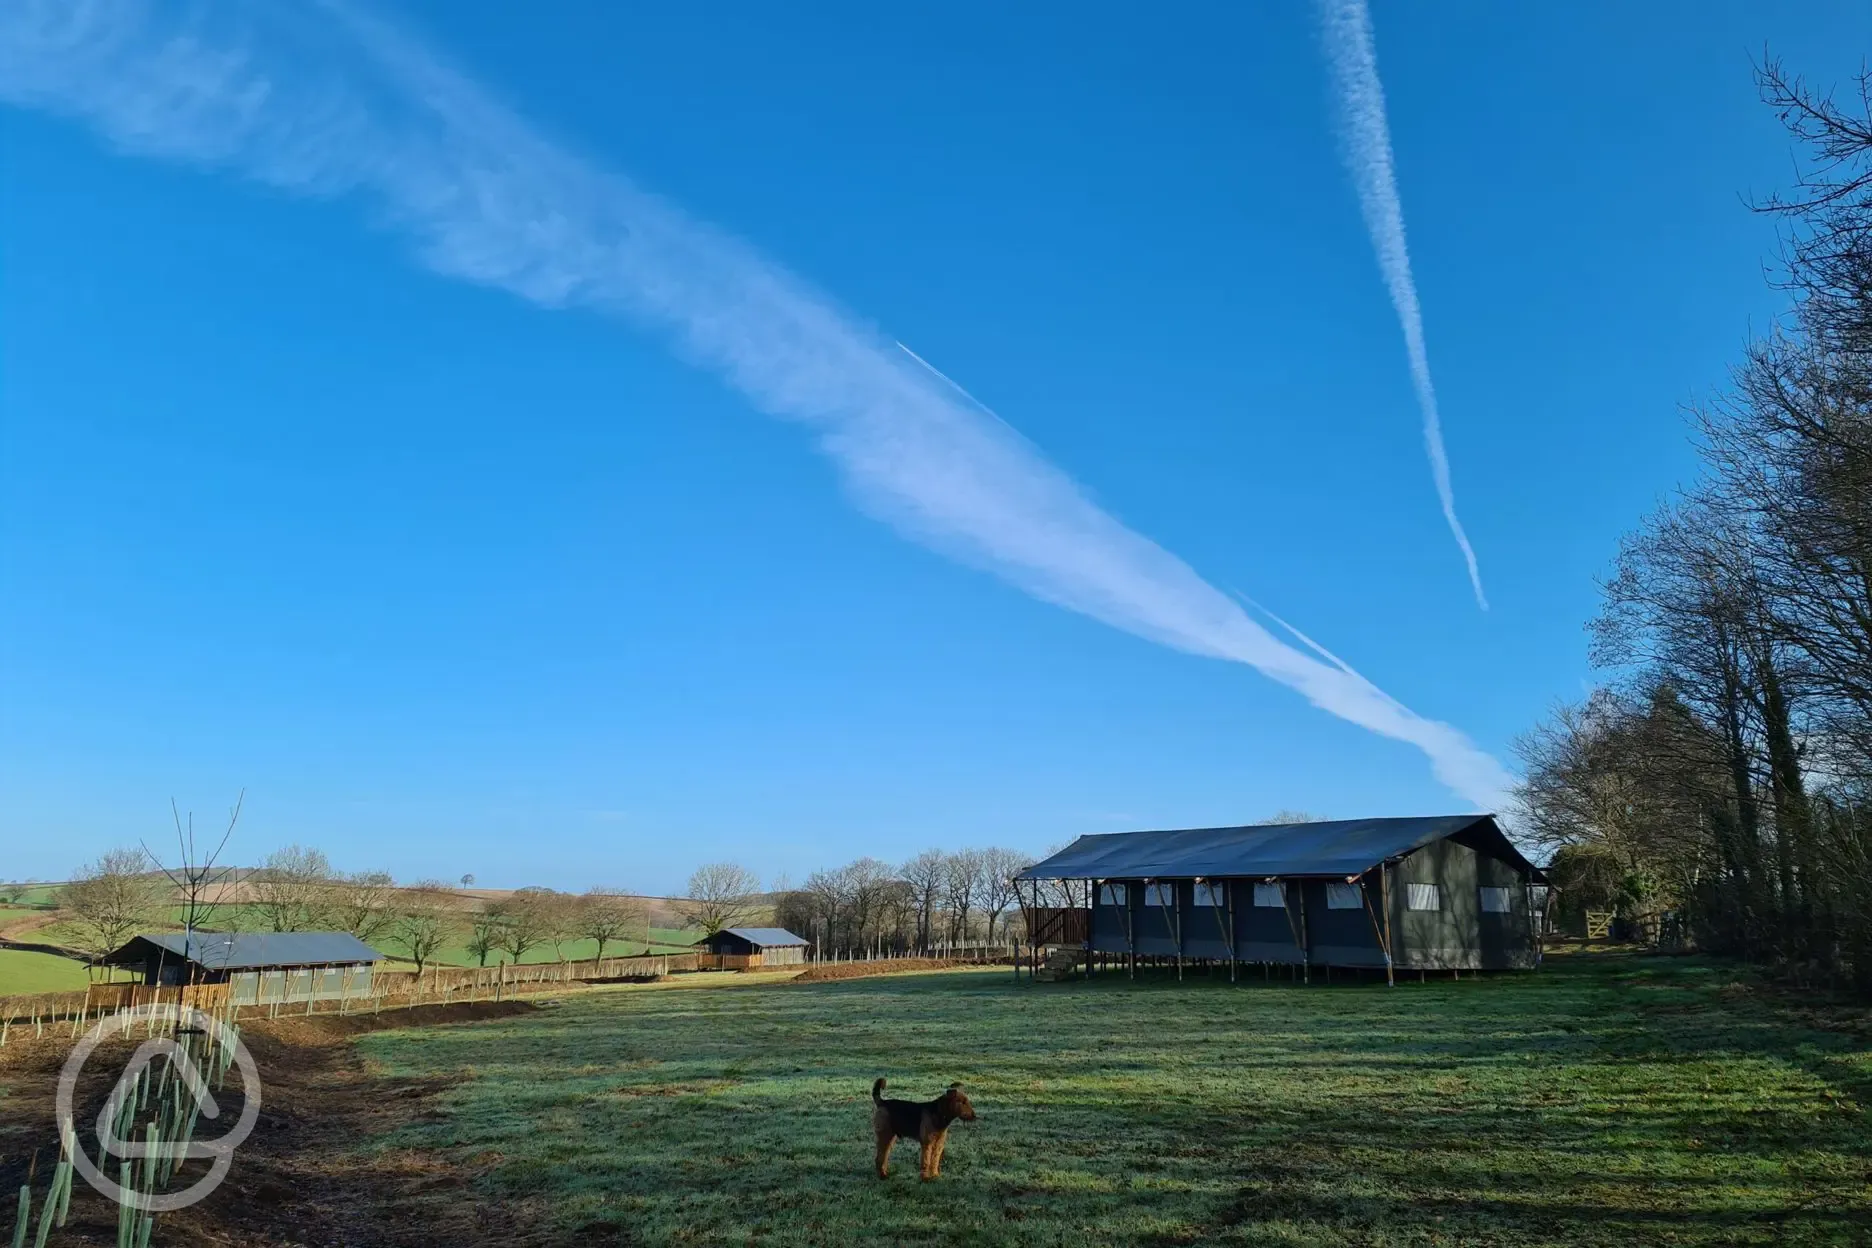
[104,931,385,1005]
[697,927,808,970]
[1015,815,1550,984]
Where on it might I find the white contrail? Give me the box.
[1231,590,1370,686]
[0,1,1514,809]
[1316,0,1487,609]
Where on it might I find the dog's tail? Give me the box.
[872,1077,886,1103]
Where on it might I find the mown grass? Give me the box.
[352,953,1871,1245]
[0,948,91,995]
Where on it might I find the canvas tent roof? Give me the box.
[718,927,808,948]
[1016,815,1545,883]
[107,931,385,970]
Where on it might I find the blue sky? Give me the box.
[3,2,1868,891]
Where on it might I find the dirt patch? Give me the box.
[0,999,567,1246]
[792,958,982,982]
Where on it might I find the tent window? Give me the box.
[1192,882,1225,908]
[1479,886,1512,913]
[1143,883,1174,908]
[1325,882,1361,910]
[1252,882,1286,908]
[1099,882,1128,907]
[1406,883,1441,911]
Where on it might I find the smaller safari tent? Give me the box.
[1015,814,1549,983]
[698,927,808,970]
[105,931,384,1005]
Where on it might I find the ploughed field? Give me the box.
[342,952,1871,1246]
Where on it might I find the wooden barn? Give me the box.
[697,927,808,971]
[105,931,385,1005]
[1015,814,1550,984]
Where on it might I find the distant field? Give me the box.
[2,886,63,906]
[355,953,1872,1245]
[0,949,89,995]
[428,927,699,967]
[26,901,698,966]
[32,903,247,950]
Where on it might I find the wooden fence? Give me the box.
[85,982,231,1012]
[0,951,699,1041]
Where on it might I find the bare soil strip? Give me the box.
[0,1001,552,1247]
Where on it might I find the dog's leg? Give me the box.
[929,1128,948,1179]
[918,1136,934,1181]
[875,1132,893,1180]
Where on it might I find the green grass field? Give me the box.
[0,949,90,995]
[26,900,698,967]
[0,885,63,906]
[429,927,699,968]
[351,953,1872,1245]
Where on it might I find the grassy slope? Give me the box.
[29,903,698,967]
[0,949,91,995]
[353,953,1871,1246]
[429,928,699,968]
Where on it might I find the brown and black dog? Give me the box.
[871,1078,976,1180]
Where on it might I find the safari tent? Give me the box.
[1015,814,1550,983]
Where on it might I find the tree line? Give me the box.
[770,847,1039,957]
[57,844,650,973]
[1516,61,1872,994]
[52,840,1074,970]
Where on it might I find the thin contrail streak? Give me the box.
[0,0,1514,809]
[1316,0,1487,609]
[1232,590,1368,686]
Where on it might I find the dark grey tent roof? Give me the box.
[1016,815,1545,883]
[718,927,808,948]
[107,931,385,969]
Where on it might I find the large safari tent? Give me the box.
[1015,814,1549,984]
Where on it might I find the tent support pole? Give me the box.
[1151,882,1180,982]
[1123,886,1136,980]
[1383,866,1395,987]
[1297,885,1310,985]
[1359,869,1395,988]
[1206,879,1235,983]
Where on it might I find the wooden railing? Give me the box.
[0,952,700,1040]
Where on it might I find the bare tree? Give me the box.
[329,870,399,946]
[543,891,586,961]
[465,908,503,967]
[247,844,335,932]
[943,850,984,946]
[1256,810,1330,825]
[795,867,849,955]
[577,888,644,960]
[387,881,460,973]
[680,862,762,936]
[60,848,163,963]
[976,848,1030,944]
[142,793,243,951]
[899,850,947,953]
[491,887,558,964]
[841,858,896,952]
